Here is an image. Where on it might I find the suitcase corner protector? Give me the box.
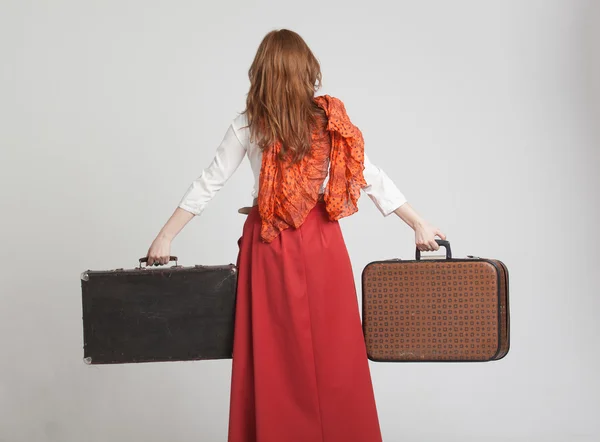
[80,272,89,281]
[83,356,92,365]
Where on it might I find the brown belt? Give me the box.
[251,194,325,206]
[238,194,325,215]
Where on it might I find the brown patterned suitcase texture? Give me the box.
[80,257,237,364]
[362,240,509,362]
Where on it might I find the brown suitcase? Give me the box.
[361,240,509,362]
[80,257,237,364]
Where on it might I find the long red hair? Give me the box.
[242,29,328,162]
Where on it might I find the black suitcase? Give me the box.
[80,257,237,364]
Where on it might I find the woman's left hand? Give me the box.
[146,235,172,266]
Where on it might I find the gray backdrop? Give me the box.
[1,0,599,441]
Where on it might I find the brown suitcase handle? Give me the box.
[138,256,178,268]
[415,239,451,260]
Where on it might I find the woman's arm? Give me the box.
[362,152,446,252]
[146,208,194,265]
[392,202,446,252]
[146,121,247,265]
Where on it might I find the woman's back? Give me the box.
[178,94,408,240]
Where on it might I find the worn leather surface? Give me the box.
[81,264,237,363]
[362,259,510,362]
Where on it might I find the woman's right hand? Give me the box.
[146,235,172,266]
[414,220,446,252]
[392,203,446,252]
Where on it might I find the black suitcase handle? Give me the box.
[415,239,451,260]
[138,256,178,268]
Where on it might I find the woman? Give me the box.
[146,29,445,442]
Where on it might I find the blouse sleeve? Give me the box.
[362,152,408,216]
[178,122,247,216]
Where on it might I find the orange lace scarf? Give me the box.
[257,94,367,243]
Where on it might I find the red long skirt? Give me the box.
[227,203,383,442]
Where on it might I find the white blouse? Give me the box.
[178,112,407,217]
